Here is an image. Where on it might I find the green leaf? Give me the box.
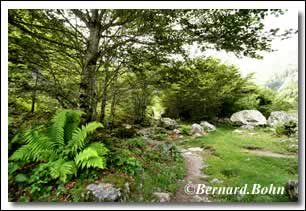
[15,173,28,183]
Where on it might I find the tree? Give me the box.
[9,9,291,122]
[161,57,253,121]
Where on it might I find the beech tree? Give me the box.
[9,9,291,122]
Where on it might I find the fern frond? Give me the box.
[49,159,77,183]
[75,144,108,170]
[48,110,68,149]
[63,110,84,143]
[68,122,103,154]
[10,129,53,162]
[10,144,32,161]
[81,122,103,135]
[88,142,109,157]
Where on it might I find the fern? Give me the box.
[64,110,84,143]
[10,129,52,162]
[75,143,108,169]
[49,159,77,183]
[10,110,108,184]
[68,122,103,155]
[48,110,67,149]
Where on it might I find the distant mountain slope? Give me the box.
[265,66,298,106]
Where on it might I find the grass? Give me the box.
[177,124,298,202]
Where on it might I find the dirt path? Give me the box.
[172,147,210,202]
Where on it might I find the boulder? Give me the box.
[122,123,132,129]
[86,183,121,202]
[200,121,216,132]
[153,192,171,202]
[191,123,205,136]
[160,117,178,130]
[230,110,267,126]
[173,129,181,135]
[285,180,298,201]
[240,125,255,130]
[267,111,298,126]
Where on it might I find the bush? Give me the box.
[180,125,190,135]
[274,120,298,137]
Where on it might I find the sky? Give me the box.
[190,9,298,86]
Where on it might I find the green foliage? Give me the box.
[111,149,142,176]
[162,57,252,120]
[274,121,298,137]
[15,173,28,183]
[180,125,190,136]
[10,110,108,183]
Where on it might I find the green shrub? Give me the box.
[9,109,109,183]
[111,149,142,176]
[180,125,190,135]
[274,120,298,137]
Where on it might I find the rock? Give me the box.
[122,123,132,129]
[191,123,205,136]
[233,129,244,133]
[192,194,209,202]
[230,110,267,126]
[285,180,298,201]
[173,129,181,135]
[211,178,223,184]
[200,121,216,132]
[160,117,178,130]
[241,125,255,130]
[86,183,121,202]
[267,111,298,126]
[153,192,171,202]
[187,147,204,152]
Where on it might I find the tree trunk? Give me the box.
[99,65,110,122]
[31,72,38,113]
[79,18,100,122]
[109,89,118,127]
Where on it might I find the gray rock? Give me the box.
[191,123,205,136]
[233,129,244,133]
[230,110,267,126]
[173,129,181,135]
[122,123,132,129]
[211,178,223,184]
[86,183,121,202]
[200,121,216,132]
[267,111,298,126]
[285,180,298,201]
[153,192,171,202]
[241,125,255,130]
[160,117,178,130]
[187,147,204,152]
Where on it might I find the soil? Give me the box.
[172,147,210,202]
